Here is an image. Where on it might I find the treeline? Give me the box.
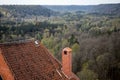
[0,21,63,42]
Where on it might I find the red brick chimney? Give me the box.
[62,47,72,77]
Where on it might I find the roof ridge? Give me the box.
[0,39,35,45]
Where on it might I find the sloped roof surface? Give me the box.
[0,41,69,80]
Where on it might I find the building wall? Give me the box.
[0,50,14,80]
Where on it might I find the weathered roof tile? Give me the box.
[0,41,68,80]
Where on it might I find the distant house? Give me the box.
[0,41,79,80]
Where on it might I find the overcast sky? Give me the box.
[0,0,120,5]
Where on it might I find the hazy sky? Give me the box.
[0,0,120,5]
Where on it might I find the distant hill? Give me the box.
[91,4,120,15]
[0,4,120,18]
[0,5,56,17]
[44,5,93,12]
[44,3,120,15]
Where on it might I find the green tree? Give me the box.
[77,69,98,80]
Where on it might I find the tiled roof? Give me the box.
[0,41,69,80]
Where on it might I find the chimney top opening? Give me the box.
[64,51,67,55]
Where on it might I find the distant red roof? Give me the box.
[0,41,79,80]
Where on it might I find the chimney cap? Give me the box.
[63,47,72,52]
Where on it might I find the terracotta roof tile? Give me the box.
[0,41,69,80]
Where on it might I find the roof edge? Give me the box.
[0,39,35,45]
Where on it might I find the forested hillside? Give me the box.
[0,4,120,80]
[0,5,56,17]
[44,5,93,12]
[45,3,120,15]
